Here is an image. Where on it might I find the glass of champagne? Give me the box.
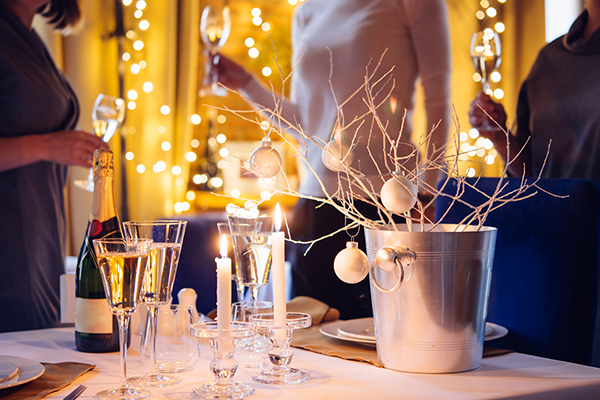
[92,238,153,400]
[470,28,502,94]
[227,211,273,308]
[199,4,231,97]
[74,94,126,192]
[123,220,187,388]
[217,222,245,302]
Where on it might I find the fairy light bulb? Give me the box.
[334,242,369,284]
[380,172,417,213]
[248,136,281,178]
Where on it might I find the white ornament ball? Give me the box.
[249,140,281,178]
[380,174,417,213]
[322,141,354,172]
[334,242,370,284]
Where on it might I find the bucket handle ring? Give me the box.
[370,246,417,293]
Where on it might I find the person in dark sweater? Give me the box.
[0,0,106,332]
[469,0,600,182]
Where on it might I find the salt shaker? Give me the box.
[178,288,200,323]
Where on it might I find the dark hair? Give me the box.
[39,0,81,33]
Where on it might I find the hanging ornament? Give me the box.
[322,140,354,172]
[334,241,370,284]
[380,171,417,213]
[249,136,281,178]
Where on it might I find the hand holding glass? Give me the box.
[74,94,125,192]
[93,238,153,400]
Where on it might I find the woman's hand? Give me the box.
[37,130,108,168]
[205,52,251,91]
[468,92,507,135]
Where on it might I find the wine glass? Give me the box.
[199,4,231,97]
[92,238,153,400]
[470,29,502,94]
[74,94,126,192]
[122,220,187,388]
[227,211,273,308]
[217,222,245,302]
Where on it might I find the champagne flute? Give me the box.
[74,94,126,192]
[123,220,187,388]
[199,4,231,97]
[217,222,245,302]
[93,238,153,400]
[470,29,502,94]
[227,211,273,308]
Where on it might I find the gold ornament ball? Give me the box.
[380,174,417,213]
[333,242,369,284]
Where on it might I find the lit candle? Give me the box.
[216,234,232,338]
[272,203,286,332]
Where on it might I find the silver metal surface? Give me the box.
[366,224,497,373]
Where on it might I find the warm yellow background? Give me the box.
[34,0,550,256]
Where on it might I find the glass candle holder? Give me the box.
[248,312,311,385]
[190,321,256,399]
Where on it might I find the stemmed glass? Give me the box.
[217,222,245,302]
[92,238,153,400]
[74,94,126,192]
[470,29,502,94]
[123,220,187,388]
[199,4,231,97]
[227,210,273,308]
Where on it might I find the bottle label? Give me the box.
[74,298,113,334]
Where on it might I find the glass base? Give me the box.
[192,381,255,399]
[252,367,310,385]
[95,387,151,400]
[128,373,181,388]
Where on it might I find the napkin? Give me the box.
[0,362,95,400]
[287,296,513,367]
[287,296,382,367]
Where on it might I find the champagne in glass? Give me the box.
[123,220,187,388]
[470,29,502,93]
[74,94,126,192]
[199,4,231,97]
[217,222,245,302]
[93,238,152,400]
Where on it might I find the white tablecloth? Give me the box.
[1,327,600,399]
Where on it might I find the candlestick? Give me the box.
[272,204,286,338]
[216,234,232,338]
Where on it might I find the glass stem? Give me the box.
[148,305,159,376]
[117,314,131,390]
[236,282,245,303]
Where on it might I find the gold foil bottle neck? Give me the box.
[93,148,114,178]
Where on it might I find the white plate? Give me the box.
[0,359,18,382]
[0,356,45,390]
[320,320,376,346]
[321,319,508,346]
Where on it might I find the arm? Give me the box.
[407,0,451,192]
[0,129,107,173]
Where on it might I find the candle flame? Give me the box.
[275,203,282,232]
[220,234,228,258]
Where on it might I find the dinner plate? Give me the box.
[0,356,45,390]
[0,359,18,382]
[320,319,508,346]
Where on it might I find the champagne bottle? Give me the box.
[74,148,122,352]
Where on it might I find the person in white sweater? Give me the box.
[212,0,451,318]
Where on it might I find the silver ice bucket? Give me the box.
[365,224,497,373]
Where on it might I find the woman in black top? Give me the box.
[0,0,106,332]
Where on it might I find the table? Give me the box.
[1,327,600,399]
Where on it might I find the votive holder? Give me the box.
[248,312,312,385]
[190,321,256,399]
